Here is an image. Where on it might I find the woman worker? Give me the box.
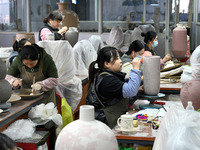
[6,44,58,105]
[39,11,68,41]
[9,39,31,65]
[142,31,172,67]
[86,46,142,128]
[121,40,144,78]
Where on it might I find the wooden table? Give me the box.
[160,83,182,94]
[0,97,42,132]
[113,124,156,146]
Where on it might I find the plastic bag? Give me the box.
[28,102,62,127]
[3,119,36,140]
[153,105,200,150]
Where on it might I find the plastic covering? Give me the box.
[3,119,36,140]
[190,45,200,79]
[88,35,104,52]
[73,40,97,76]
[106,25,124,49]
[131,27,144,44]
[138,24,156,34]
[37,41,82,111]
[153,105,200,150]
[180,66,192,83]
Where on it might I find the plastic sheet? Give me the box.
[153,105,200,150]
[107,25,124,49]
[73,40,97,76]
[190,45,200,79]
[180,66,192,83]
[3,119,36,140]
[88,35,104,52]
[37,41,75,84]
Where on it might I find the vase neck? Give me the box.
[57,3,67,10]
[79,105,95,121]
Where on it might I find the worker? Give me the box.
[86,46,142,128]
[0,133,17,150]
[39,11,68,41]
[142,31,172,67]
[6,44,58,105]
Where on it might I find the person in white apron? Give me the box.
[6,44,58,105]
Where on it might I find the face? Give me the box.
[104,54,122,72]
[151,36,158,45]
[134,48,145,58]
[49,19,60,29]
[22,59,38,69]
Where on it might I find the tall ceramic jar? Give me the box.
[64,27,79,47]
[0,59,12,104]
[55,105,118,150]
[54,3,79,29]
[172,24,187,58]
[143,56,160,96]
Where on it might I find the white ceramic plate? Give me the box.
[7,94,21,103]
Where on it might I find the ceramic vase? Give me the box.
[172,24,187,58]
[55,105,118,150]
[16,33,35,44]
[54,3,79,29]
[0,59,12,104]
[180,80,200,110]
[143,56,160,96]
[64,27,79,47]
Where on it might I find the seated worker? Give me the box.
[141,31,172,67]
[6,44,58,105]
[86,46,142,128]
[9,38,31,65]
[121,40,144,78]
[39,11,68,41]
[0,133,17,150]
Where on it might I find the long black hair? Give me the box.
[43,12,62,23]
[0,133,17,150]
[126,40,144,55]
[141,31,157,44]
[20,44,42,61]
[89,46,118,81]
[12,38,31,52]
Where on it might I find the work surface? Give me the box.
[0,97,42,132]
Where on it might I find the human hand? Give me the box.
[58,26,68,35]
[12,79,22,88]
[132,57,141,70]
[163,54,172,63]
[31,83,42,91]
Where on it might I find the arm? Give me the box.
[37,77,58,91]
[40,28,52,41]
[122,69,141,98]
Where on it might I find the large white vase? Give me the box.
[143,56,160,96]
[55,105,118,150]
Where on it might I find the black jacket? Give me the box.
[39,23,63,41]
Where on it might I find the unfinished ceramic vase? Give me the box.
[143,56,160,95]
[0,59,12,104]
[64,27,79,47]
[55,105,118,150]
[180,80,200,110]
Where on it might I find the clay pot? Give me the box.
[16,33,35,44]
[64,27,79,47]
[180,80,200,110]
[143,56,160,95]
[0,79,12,104]
[172,24,187,58]
[55,105,118,150]
[54,3,79,29]
[0,58,6,79]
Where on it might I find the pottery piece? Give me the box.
[143,56,160,96]
[117,112,134,131]
[180,80,200,110]
[54,3,79,29]
[16,32,35,44]
[172,24,187,58]
[0,79,12,104]
[64,27,79,47]
[55,105,118,150]
[0,58,6,79]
